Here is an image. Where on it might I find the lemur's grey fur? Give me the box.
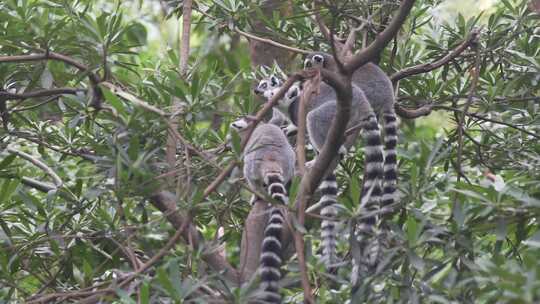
[230,117,295,303]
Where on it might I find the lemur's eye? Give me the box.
[304,60,312,68]
[314,55,323,63]
[261,82,267,89]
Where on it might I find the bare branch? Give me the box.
[390,28,480,83]
[0,52,100,84]
[0,88,85,100]
[395,103,433,118]
[236,29,311,55]
[346,0,416,74]
[100,82,167,116]
[7,147,63,188]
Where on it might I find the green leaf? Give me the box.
[0,179,20,203]
[100,86,126,116]
[406,216,418,245]
[0,154,16,170]
[349,175,360,204]
[139,281,150,304]
[230,130,242,156]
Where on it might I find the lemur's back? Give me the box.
[243,123,295,189]
[352,63,395,113]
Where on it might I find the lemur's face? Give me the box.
[254,76,281,98]
[304,53,325,69]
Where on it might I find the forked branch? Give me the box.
[346,0,416,73]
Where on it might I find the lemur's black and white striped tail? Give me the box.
[359,114,384,227]
[260,173,288,303]
[381,110,398,215]
[318,173,339,270]
[351,114,385,292]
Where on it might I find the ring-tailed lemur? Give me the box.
[304,52,398,216]
[255,74,385,271]
[254,76,298,137]
[304,52,397,289]
[230,117,296,303]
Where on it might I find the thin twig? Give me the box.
[0,88,84,100]
[235,29,311,55]
[456,43,481,182]
[433,105,540,139]
[390,28,480,83]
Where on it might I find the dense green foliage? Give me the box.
[0,0,539,303]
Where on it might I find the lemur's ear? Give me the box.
[287,86,298,99]
[270,75,279,87]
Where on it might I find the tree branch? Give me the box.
[0,88,85,100]
[167,0,193,192]
[390,28,480,83]
[0,51,102,107]
[7,147,63,188]
[395,103,433,119]
[236,29,311,55]
[291,68,352,304]
[345,0,416,74]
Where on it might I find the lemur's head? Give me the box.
[304,52,327,69]
[254,75,281,99]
